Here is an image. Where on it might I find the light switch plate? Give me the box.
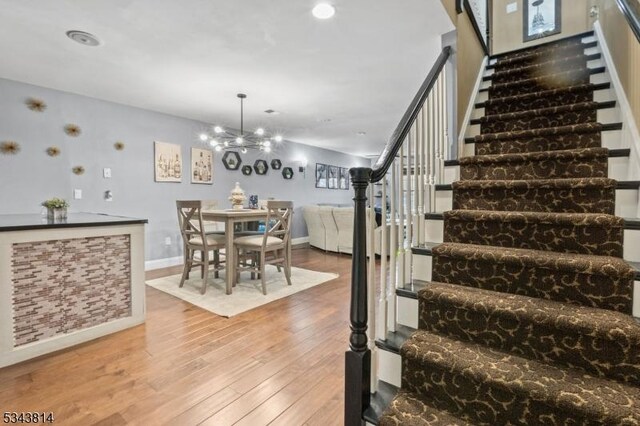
[73,189,82,200]
[103,168,112,178]
[507,2,517,13]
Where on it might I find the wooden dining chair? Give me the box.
[233,201,293,295]
[176,200,225,294]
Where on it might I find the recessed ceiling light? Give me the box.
[66,30,101,47]
[264,109,280,115]
[312,3,336,19]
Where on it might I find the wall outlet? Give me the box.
[73,189,82,199]
[103,168,112,178]
[164,237,172,246]
[506,2,517,13]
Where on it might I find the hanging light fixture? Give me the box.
[200,93,283,154]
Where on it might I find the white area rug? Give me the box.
[146,265,339,317]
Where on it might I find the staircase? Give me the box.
[368,33,640,425]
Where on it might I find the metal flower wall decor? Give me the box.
[64,124,82,137]
[0,141,20,155]
[26,98,47,112]
[46,146,61,157]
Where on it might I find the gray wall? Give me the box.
[0,78,368,261]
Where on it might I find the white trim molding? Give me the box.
[458,56,488,155]
[594,20,640,185]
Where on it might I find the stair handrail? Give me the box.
[344,45,452,426]
[616,0,640,44]
[370,46,452,183]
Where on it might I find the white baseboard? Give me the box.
[457,55,488,155]
[292,236,310,246]
[145,236,310,271]
[145,256,183,271]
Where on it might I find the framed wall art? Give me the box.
[523,0,561,42]
[191,147,213,184]
[222,151,242,171]
[315,163,327,188]
[154,141,182,183]
[328,166,338,189]
[339,167,350,190]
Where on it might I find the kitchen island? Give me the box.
[0,213,147,367]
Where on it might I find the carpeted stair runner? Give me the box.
[380,33,640,424]
[459,147,609,180]
[443,210,625,256]
[481,83,600,115]
[477,101,601,133]
[431,242,635,312]
[452,177,617,214]
[472,123,604,155]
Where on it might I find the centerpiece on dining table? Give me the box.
[228,182,247,209]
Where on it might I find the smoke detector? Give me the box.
[66,30,101,47]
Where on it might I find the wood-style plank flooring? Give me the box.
[0,247,354,425]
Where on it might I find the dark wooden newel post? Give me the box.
[344,167,372,426]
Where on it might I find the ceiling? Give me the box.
[0,0,453,156]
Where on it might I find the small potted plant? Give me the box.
[42,197,69,221]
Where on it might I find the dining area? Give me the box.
[176,199,294,296]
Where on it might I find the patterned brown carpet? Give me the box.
[380,35,640,425]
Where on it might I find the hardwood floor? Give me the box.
[0,247,355,425]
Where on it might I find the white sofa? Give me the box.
[303,205,391,256]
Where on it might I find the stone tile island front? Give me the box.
[0,213,147,367]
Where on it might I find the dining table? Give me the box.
[201,208,269,294]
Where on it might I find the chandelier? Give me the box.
[199,93,283,154]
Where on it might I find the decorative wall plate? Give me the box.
[222,151,242,170]
[282,167,294,180]
[254,159,268,175]
[270,159,282,170]
[241,165,253,175]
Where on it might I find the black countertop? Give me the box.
[0,213,148,232]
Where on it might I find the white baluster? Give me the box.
[388,159,398,333]
[367,184,377,392]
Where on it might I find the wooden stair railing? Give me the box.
[344,45,452,426]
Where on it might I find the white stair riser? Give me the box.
[412,254,432,282]
[435,188,638,217]
[397,296,419,329]
[377,349,402,388]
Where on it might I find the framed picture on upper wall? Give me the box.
[328,166,339,189]
[154,141,182,183]
[339,167,349,190]
[315,163,328,188]
[523,0,561,42]
[191,147,213,184]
